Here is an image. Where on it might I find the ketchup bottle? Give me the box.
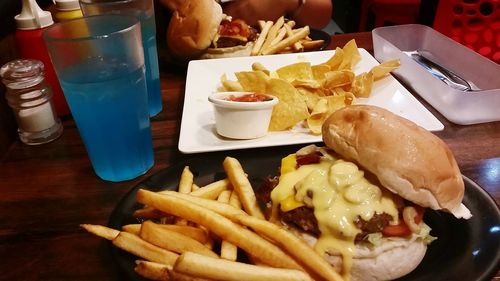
[14,0,70,117]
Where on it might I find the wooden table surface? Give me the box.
[0,32,498,281]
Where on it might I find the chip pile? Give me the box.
[219,39,400,134]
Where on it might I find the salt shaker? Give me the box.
[0,59,63,145]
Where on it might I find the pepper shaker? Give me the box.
[0,59,63,145]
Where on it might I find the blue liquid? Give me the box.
[141,15,162,117]
[59,61,154,182]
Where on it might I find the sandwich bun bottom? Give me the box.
[294,227,427,281]
[200,42,254,59]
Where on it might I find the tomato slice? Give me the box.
[383,206,425,237]
[382,222,412,237]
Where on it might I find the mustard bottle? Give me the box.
[53,0,83,22]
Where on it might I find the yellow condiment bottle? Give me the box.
[53,0,83,22]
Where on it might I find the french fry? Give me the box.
[122,224,141,235]
[221,73,244,91]
[140,221,219,258]
[251,62,270,76]
[229,191,242,210]
[136,189,302,270]
[112,231,179,266]
[148,224,211,245]
[218,190,238,261]
[223,157,264,219]
[174,252,312,281]
[257,20,266,31]
[269,27,287,47]
[134,260,170,281]
[191,183,200,192]
[259,16,285,55]
[217,190,232,203]
[80,224,119,240]
[135,260,212,281]
[176,166,194,225]
[155,192,343,281]
[178,166,194,194]
[262,26,310,55]
[189,178,230,199]
[251,21,273,56]
[301,39,325,51]
[284,23,303,51]
[134,206,166,219]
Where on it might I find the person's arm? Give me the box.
[291,0,333,29]
[222,0,332,29]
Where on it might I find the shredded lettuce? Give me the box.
[416,223,437,245]
[366,232,383,246]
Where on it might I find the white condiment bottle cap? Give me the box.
[55,0,81,11]
[15,0,54,30]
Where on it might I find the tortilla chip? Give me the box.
[370,59,401,80]
[311,64,331,81]
[266,79,309,131]
[324,47,344,70]
[352,72,374,98]
[235,71,269,93]
[338,39,361,70]
[324,70,355,89]
[307,95,347,134]
[296,86,326,110]
[276,62,314,83]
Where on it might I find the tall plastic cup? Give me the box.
[80,0,162,117]
[43,15,154,182]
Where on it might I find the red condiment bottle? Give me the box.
[14,0,70,117]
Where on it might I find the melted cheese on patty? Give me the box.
[270,153,399,278]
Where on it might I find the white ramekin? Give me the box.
[208,92,278,139]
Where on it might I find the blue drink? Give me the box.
[141,14,162,117]
[59,59,154,182]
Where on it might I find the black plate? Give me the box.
[108,148,500,281]
[309,28,331,51]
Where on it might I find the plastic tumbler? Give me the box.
[43,15,154,182]
[80,0,162,117]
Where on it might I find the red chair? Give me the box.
[433,0,500,63]
[358,0,422,31]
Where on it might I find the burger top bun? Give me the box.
[166,0,224,59]
[322,105,471,219]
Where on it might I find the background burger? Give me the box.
[163,0,257,60]
[259,105,471,281]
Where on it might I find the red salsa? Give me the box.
[225,93,273,102]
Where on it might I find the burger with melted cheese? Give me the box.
[262,105,471,281]
[165,0,257,60]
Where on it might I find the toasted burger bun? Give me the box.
[295,230,427,281]
[322,105,471,219]
[166,0,223,60]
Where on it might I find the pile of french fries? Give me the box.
[82,157,344,281]
[251,16,325,56]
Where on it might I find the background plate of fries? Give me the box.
[101,147,500,281]
[179,48,443,154]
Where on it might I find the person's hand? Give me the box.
[222,0,297,27]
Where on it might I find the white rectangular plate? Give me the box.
[179,49,444,154]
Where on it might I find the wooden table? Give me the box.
[0,32,498,281]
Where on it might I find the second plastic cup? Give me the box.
[43,15,154,182]
[80,0,162,117]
